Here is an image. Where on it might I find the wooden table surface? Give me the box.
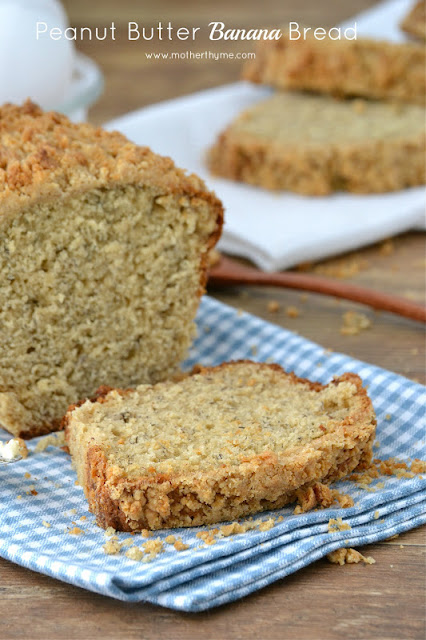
[2,1,425,639]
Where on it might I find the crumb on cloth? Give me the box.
[35,431,65,452]
[328,517,351,533]
[294,482,354,515]
[349,457,425,489]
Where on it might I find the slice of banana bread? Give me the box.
[0,100,223,438]
[208,92,425,195]
[401,1,426,41]
[243,34,425,105]
[64,361,376,531]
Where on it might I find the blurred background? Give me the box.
[61,0,377,123]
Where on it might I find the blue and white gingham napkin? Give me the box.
[0,296,425,612]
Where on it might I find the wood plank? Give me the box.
[0,528,424,640]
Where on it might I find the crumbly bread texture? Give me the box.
[0,100,223,438]
[64,361,376,531]
[400,1,426,40]
[243,34,425,105]
[208,92,425,195]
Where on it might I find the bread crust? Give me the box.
[64,363,376,531]
[0,100,223,222]
[243,35,425,105]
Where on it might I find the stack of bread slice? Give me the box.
[208,30,426,195]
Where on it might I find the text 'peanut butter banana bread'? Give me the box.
[0,100,223,438]
[208,92,426,195]
[64,362,376,531]
[243,34,426,105]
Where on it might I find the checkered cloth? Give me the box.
[1,297,425,612]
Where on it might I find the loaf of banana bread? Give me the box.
[0,100,223,438]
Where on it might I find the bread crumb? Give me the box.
[196,516,278,546]
[17,438,29,458]
[121,538,134,548]
[68,527,84,535]
[285,305,300,318]
[328,517,351,533]
[103,540,121,555]
[165,535,176,544]
[174,539,189,551]
[105,526,116,537]
[142,539,164,557]
[220,523,245,537]
[385,414,391,421]
[294,482,354,514]
[35,431,66,452]
[141,529,152,538]
[16,495,22,500]
[42,521,51,528]
[374,511,380,519]
[300,254,369,280]
[258,518,275,532]
[197,530,218,545]
[340,311,371,336]
[349,456,425,489]
[267,300,280,313]
[24,472,31,479]
[411,459,426,474]
[327,548,375,565]
[80,515,87,521]
[125,546,144,561]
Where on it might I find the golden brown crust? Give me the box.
[65,363,376,531]
[0,100,222,222]
[243,35,425,105]
[401,1,426,41]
